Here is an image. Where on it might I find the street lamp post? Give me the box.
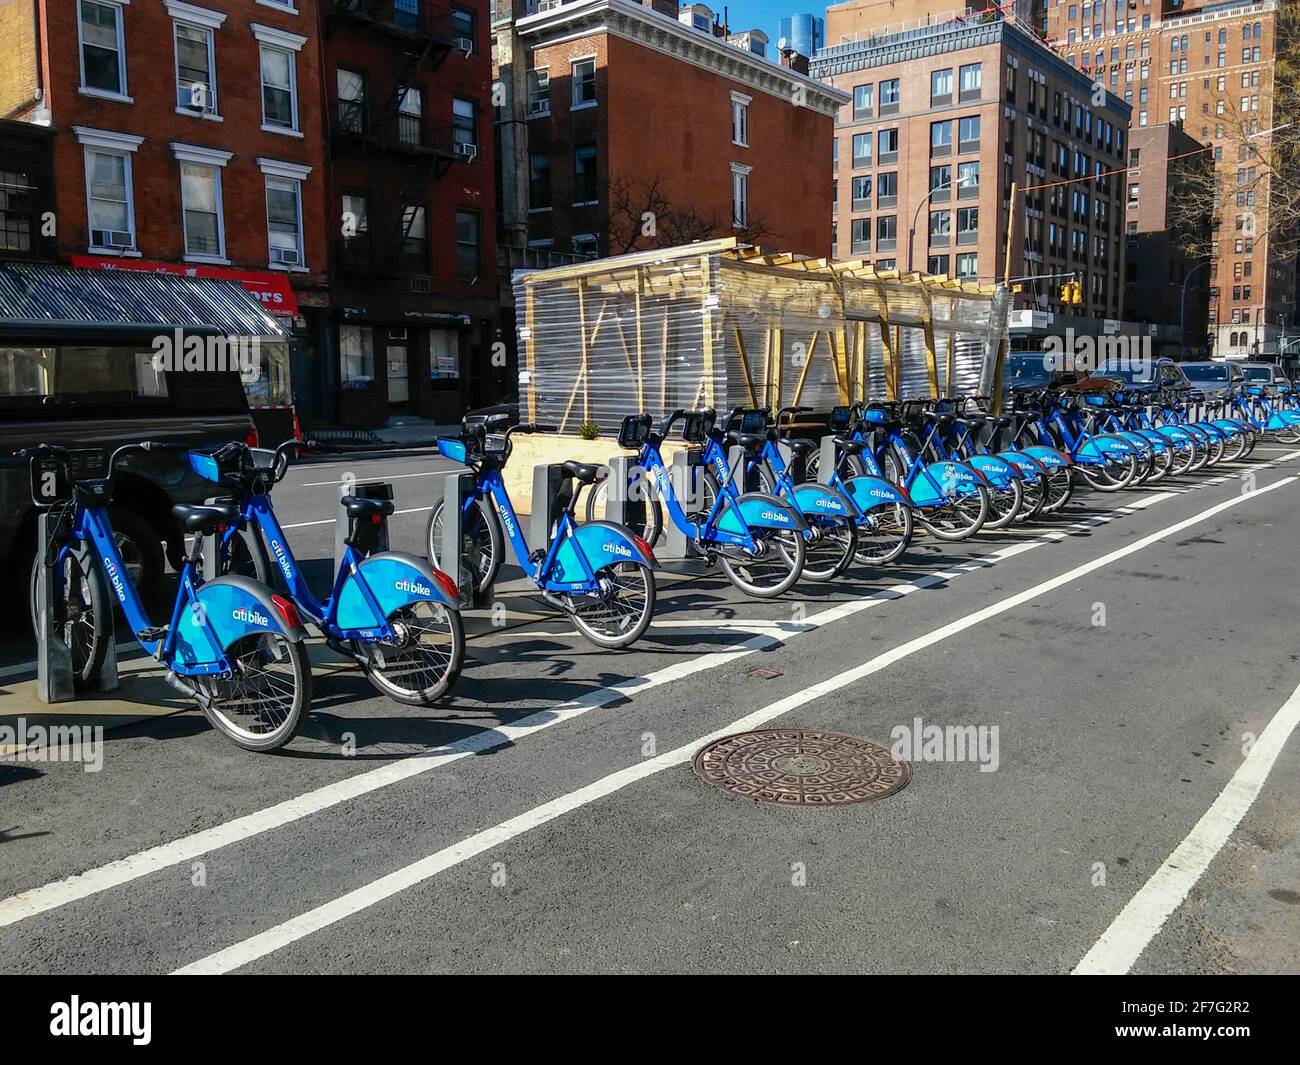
[906,174,973,274]
[1179,259,1211,357]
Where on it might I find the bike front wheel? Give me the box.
[427,494,501,598]
[584,473,664,547]
[28,546,109,686]
[355,599,465,705]
[198,633,311,752]
[566,562,656,649]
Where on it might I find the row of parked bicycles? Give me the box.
[24,380,1300,752]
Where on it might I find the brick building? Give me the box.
[493,0,847,260]
[0,0,328,413]
[1123,122,1213,356]
[321,0,499,426]
[0,119,57,262]
[813,8,1131,325]
[1041,0,1293,358]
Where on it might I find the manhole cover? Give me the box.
[693,728,911,806]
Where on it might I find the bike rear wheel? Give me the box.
[355,600,465,705]
[917,484,989,541]
[427,495,501,598]
[567,562,656,648]
[854,501,912,564]
[755,468,855,582]
[720,528,805,597]
[1078,451,1137,492]
[982,478,1023,529]
[197,633,311,752]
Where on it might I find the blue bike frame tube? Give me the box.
[483,470,533,570]
[77,504,160,655]
[242,494,329,623]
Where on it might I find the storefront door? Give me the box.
[387,342,409,409]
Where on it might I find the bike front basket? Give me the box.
[618,413,652,450]
[681,410,716,444]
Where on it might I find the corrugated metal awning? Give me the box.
[0,261,288,337]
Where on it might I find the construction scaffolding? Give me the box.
[513,238,1011,433]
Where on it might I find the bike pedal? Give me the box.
[136,625,168,642]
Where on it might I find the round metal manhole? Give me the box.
[693,728,911,806]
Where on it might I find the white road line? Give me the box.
[1073,677,1300,975]
[279,505,431,531]
[172,474,1298,974]
[299,471,449,487]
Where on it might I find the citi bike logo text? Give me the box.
[0,717,104,773]
[761,510,789,524]
[269,539,294,583]
[890,716,999,772]
[232,605,270,627]
[496,501,517,539]
[1041,328,1152,375]
[151,328,261,382]
[103,559,128,604]
[50,996,150,1045]
[395,577,432,596]
[602,541,634,558]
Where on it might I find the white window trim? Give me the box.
[250,22,306,51]
[177,160,228,264]
[730,163,751,229]
[77,0,132,102]
[171,141,233,167]
[262,173,307,272]
[172,15,220,118]
[79,135,140,257]
[570,56,597,111]
[255,0,298,12]
[731,94,749,148]
[258,42,301,134]
[164,0,225,29]
[73,126,144,152]
[256,157,312,180]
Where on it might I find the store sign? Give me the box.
[68,255,299,317]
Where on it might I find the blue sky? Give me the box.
[715,1,820,55]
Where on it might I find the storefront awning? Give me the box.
[0,261,288,338]
[68,255,299,317]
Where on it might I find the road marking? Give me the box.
[172,474,1298,974]
[1073,676,1300,975]
[279,505,432,531]
[299,470,450,487]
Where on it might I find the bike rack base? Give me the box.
[436,470,493,610]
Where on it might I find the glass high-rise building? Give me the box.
[778,13,824,57]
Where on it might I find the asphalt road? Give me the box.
[1,445,1298,974]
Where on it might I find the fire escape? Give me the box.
[327,1,469,282]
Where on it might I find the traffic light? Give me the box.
[1058,279,1083,305]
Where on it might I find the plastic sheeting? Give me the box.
[514,239,1009,432]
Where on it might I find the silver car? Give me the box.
[1180,360,1245,398]
[1239,362,1292,390]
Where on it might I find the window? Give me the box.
[877,172,897,208]
[957,160,979,197]
[340,325,374,389]
[260,163,307,267]
[851,175,871,211]
[339,192,368,267]
[927,254,949,276]
[959,62,982,99]
[174,18,219,115]
[259,45,298,132]
[930,120,953,156]
[574,145,597,203]
[529,151,550,210]
[731,165,750,227]
[450,6,476,50]
[956,206,978,243]
[453,97,478,150]
[337,69,366,133]
[955,253,977,279]
[179,161,225,260]
[398,86,424,146]
[400,203,427,266]
[85,147,135,250]
[958,115,980,151]
[852,132,871,167]
[0,171,35,252]
[731,94,749,147]
[851,218,870,255]
[929,210,950,245]
[80,0,127,98]
[878,128,898,163]
[876,215,897,251]
[931,68,953,104]
[930,164,952,200]
[853,83,873,119]
[456,209,480,279]
[879,79,900,113]
[527,68,550,116]
[572,58,596,108]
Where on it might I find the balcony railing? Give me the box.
[331,0,451,42]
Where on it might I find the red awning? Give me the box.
[68,255,299,317]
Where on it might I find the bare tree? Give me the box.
[605,174,776,255]
[1170,6,1300,263]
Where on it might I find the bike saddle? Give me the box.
[833,436,868,455]
[785,438,816,456]
[560,460,605,484]
[171,502,241,535]
[341,495,396,520]
[923,412,956,430]
[726,431,766,450]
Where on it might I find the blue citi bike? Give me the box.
[23,443,312,751]
[585,408,808,597]
[428,417,659,648]
[198,441,466,706]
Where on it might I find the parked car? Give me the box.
[1179,360,1245,397]
[1003,352,1119,397]
[1239,362,1292,389]
[1094,357,1193,392]
[0,347,257,623]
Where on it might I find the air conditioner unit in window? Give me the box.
[537,0,563,11]
[453,36,474,55]
[271,247,300,265]
[93,229,134,249]
[455,142,479,161]
[528,100,549,116]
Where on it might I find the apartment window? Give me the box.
[929,210,950,246]
[853,83,873,119]
[931,68,953,105]
[179,161,225,260]
[852,175,871,212]
[340,192,368,266]
[0,171,35,252]
[955,253,977,279]
[450,6,476,50]
[957,160,979,198]
[529,151,550,210]
[400,203,427,266]
[958,115,980,152]
[956,206,979,244]
[574,145,597,203]
[340,325,375,389]
[878,128,898,164]
[337,69,366,133]
[852,132,872,167]
[731,94,749,147]
[527,68,550,117]
[876,215,897,251]
[265,174,304,267]
[731,164,750,228]
[259,45,298,131]
[453,97,478,150]
[930,120,953,157]
[572,58,596,108]
[851,218,870,255]
[80,0,127,98]
[173,17,219,115]
[877,172,897,209]
[959,62,982,101]
[930,164,952,201]
[84,147,136,251]
[927,254,949,276]
[879,78,900,114]
[398,86,424,147]
[456,209,481,279]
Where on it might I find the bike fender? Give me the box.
[1078,435,1133,462]
[1153,426,1192,445]
[1114,430,1155,455]
[552,520,658,583]
[843,475,913,512]
[1210,419,1245,437]
[1131,430,1168,453]
[965,453,1019,485]
[172,574,305,667]
[998,451,1045,479]
[908,462,985,507]
[791,482,852,520]
[717,492,808,534]
[1265,413,1293,431]
[1019,445,1070,469]
[336,551,459,630]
